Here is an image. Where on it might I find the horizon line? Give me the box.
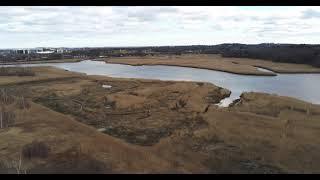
[1,43,320,50]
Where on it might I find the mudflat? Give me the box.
[106,54,320,75]
[1,66,320,173]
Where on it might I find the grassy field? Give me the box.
[0,66,320,173]
[106,54,320,75]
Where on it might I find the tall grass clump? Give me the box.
[0,106,15,129]
[22,141,50,160]
[0,67,35,76]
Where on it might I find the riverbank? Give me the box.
[1,66,320,173]
[106,54,320,76]
[0,59,83,65]
[3,54,320,76]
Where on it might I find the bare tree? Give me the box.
[0,106,3,129]
[16,96,30,110]
[0,153,27,174]
[0,88,14,105]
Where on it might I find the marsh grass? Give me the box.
[22,141,50,160]
[16,96,31,110]
[0,153,27,174]
[0,106,15,129]
[0,89,15,105]
[0,67,35,76]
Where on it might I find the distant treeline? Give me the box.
[212,44,320,67]
[141,44,320,67]
[2,44,320,67]
[69,44,320,67]
[0,53,72,62]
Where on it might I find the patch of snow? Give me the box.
[256,67,275,74]
[102,84,112,89]
[216,97,233,108]
[97,128,106,132]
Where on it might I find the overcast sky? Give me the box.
[1,6,320,48]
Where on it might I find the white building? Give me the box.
[36,51,55,54]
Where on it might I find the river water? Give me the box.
[9,60,320,106]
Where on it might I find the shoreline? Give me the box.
[0,58,83,65]
[105,54,320,76]
[253,65,320,74]
[105,61,278,76]
[2,55,320,76]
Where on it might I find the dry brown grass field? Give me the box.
[107,54,320,75]
[0,66,320,173]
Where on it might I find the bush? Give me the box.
[16,96,30,109]
[81,87,90,95]
[0,67,35,76]
[178,98,187,108]
[22,141,50,159]
[0,106,15,129]
[0,89,14,105]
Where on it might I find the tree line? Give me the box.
[1,44,320,67]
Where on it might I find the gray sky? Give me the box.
[1,6,320,48]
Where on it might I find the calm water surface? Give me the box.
[11,60,320,105]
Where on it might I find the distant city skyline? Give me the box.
[1,6,320,48]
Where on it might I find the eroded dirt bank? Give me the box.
[1,67,320,173]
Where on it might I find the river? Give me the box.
[9,60,320,106]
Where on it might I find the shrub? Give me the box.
[81,87,90,95]
[0,89,14,105]
[178,98,187,108]
[0,106,15,129]
[16,96,31,109]
[0,67,35,76]
[22,141,50,159]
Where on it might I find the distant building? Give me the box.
[17,49,27,54]
[2,47,72,56]
[56,48,64,53]
[16,48,44,54]
[36,51,55,54]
